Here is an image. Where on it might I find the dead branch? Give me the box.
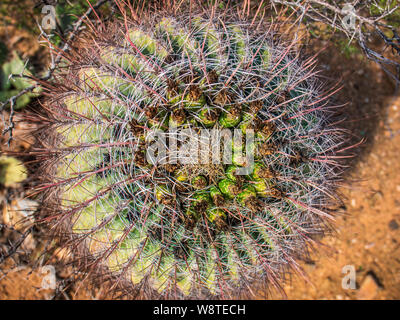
[0,224,33,265]
[272,0,400,84]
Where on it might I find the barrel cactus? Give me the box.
[35,7,345,299]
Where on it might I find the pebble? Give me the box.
[364,242,375,249]
[2,198,38,230]
[389,219,399,230]
[357,274,380,300]
[369,191,383,207]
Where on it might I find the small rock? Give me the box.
[389,219,399,230]
[2,199,38,252]
[369,191,383,207]
[364,242,375,249]
[21,233,36,251]
[357,274,380,300]
[2,198,38,230]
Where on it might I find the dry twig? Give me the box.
[272,0,400,83]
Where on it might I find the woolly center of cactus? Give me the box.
[54,15,336,297]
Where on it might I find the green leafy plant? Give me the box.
[0,156,27,188]
[0,49,37,109]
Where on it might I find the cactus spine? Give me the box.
[36,8,345,299]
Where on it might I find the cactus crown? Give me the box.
[37,9,343,298]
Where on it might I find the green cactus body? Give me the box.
[218,178,239,200]
[184,87,206,110]
[174,168,188,182]
[199,106,218,127]
[209,186,224,207]
[237,185,257,206]
[219,106,242,128]
[225,165,241,182]
[191,175,208,189]
[37,10,346,299]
